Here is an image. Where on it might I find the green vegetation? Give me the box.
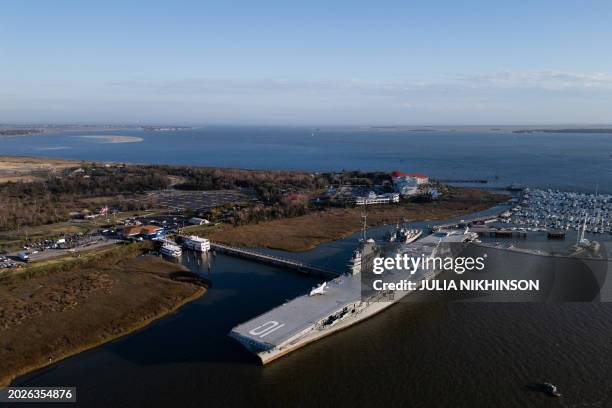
[0,157,395,233]
[513,128,612,134]
[0,164,165,231]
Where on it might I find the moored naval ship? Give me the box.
[384,221,423,244]
[229,227,478,364]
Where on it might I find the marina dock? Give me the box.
[433,215,499,231]
[210,243,341,278]
[470,227,528,238]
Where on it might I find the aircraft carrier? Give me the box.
[229,228,478,364]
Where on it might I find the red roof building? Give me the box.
[391,171,429,186]
[407,173,429,180]
[391,171,428,180]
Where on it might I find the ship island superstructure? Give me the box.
[385,221,423,244]
[229,228,477,364]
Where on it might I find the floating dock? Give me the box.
[433,215,499,231]
[546,230,566,240]
[471,228,528,238]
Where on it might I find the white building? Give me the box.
[392,173,418,196]
[355,192,400,206]
[189,217,210,226]
[183,235,211,252]
[391,171,429,196]
[428,188,442,199]
[408,173,429,185]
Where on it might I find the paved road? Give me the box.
[13,238,120,263]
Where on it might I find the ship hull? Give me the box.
[230,229,472,365]
[255,298,396,364]
[253,274,437,364]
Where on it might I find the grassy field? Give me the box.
[181,223,219,234]
[0,243,207,386]
[206,188,509,251]
[0,156,82,183]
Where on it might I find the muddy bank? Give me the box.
[0,245,207,386]
[208,188,509,251]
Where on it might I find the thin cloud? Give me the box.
[3,70,612,124]
[456,70,612,90]
[102,70,612,98]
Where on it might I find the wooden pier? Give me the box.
[210,243,341,277]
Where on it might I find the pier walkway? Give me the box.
[210,243,342,277]
[470,227,528,238]
[433,215,500,230]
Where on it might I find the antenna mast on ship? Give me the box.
[361,204,368,242]
[578,214,588,244]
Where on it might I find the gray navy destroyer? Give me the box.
[229,227,478,364]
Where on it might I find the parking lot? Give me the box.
[148,189,249,211]
[25,237,120,262]
[1,235,120,269]
[0,255,17,269]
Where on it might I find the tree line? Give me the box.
[0,163,390,231]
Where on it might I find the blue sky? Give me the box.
[2,1,612,125]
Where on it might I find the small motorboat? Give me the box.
[543,383,561,397]
[527,382,562,397]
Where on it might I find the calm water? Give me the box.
[12,219,612,408]
[6,128,612,406]
[2,127,612,192]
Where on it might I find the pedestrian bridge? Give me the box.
[210,243,341,277]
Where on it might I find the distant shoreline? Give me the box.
[0,125,192,138]
[513,128,612,134]
[0,126,137,137]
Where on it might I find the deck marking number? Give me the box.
[249,321,285,338]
